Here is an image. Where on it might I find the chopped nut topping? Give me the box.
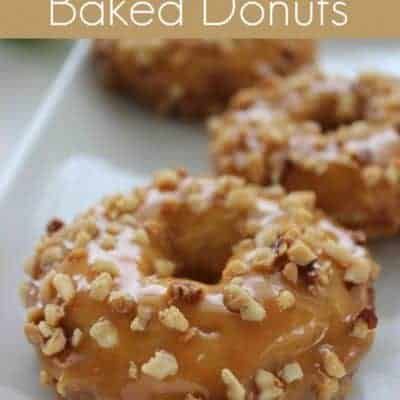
[131,304,153,332]
[26,306,44,324]
[279,362,303,384]
[38,321,54,339]
[106,222,122,235]
[362,165,383,187]
[288,240,317,266]
[39,370,51,386]
[39,271,56,302]
[75,230,91,248]
[255,226,280,248]
[84,217,99,237]
[320,347,346,379]
[221,369,246,400]
[313,261,332,286]
[129,361,138,380]
[357,308,378,329]
[120,194,140,213]
[248,247,275,270]
[52,273,76,303]
[159,306,189,332]
[92,259,120,277]
[71,328,83,348]
[168,282,204,304]
[291,208,313,225]
[24,322,43,345]
[322,240,353,266]
[42,328,67,356]
[108,290,136,313]
[119,214,137,227]
[351,319,369,339]
[154,169,180,191]
[41,246,64,266]
[223,283,266,322]
[315,373,339,400]
[225,259,249,276]
[47,218,64,235]
[132,228,150,245]
[187,193,209,214]
[141,350,178,380]
[282,191,316,211]
[344,260,371,284]
[154,259,176,277]
[282,263,298,284]
[90,319,119,349]
[100,234,116,250]
[44,304,65,327]
[56,374,67,397]
[276,290,296,311]
[89,272,113,301]
[225,188,255,210]
[255,369,284,400]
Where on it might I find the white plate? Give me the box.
[0,39,399,399]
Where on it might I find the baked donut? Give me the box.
[210,71,400,237]
[21,171,378,400]
[93,39,316,119]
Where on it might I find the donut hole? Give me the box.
[163,207,243,285]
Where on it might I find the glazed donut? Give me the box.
[93,39,316,118]
[210,71,400,237]
[21,171,378,400]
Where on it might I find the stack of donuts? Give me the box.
[20,39,400,400]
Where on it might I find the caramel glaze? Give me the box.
[210,70,400,237]
[93,39,315,119]
[22,173,378,400]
